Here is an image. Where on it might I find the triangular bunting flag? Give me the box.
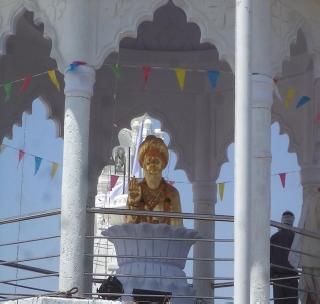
[314,112,320,123]
[4,82,12,102]
[175,68,186,91]
[143,66,151,88]
[110,175,119,190]
[18,149,25,166]
[34,156,43,175]
[50,162,59,179]
[47,70,60,91]
[207,70,220,89]
[296,96,311,109]
[111,64,121,79]
[66,61,87,72]
[284,87,296,108]
[279,173,286,188]
[218,183,225,201]
[20,75,32,92]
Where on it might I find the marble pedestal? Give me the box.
[102,223,199,303]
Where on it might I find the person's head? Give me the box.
[138,135,168,175]
[281,210,295,226]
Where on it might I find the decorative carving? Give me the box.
[173,0,235,30]
[103,0,137,18]
[271,0,305,72]
[46,0,66,22]
[95,0,234,70]
[120,1,213,51]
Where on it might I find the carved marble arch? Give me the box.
[98,0,234,70]
[89,0,235,197]
[271,28,315,167]
[0,10,64,144]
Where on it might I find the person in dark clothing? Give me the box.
[270,211,299,304]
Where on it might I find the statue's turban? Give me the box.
[138,135,169,168]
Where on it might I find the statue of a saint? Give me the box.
[126,135,182,226]
[114,147,126,173]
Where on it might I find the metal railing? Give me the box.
[1,207,320,302]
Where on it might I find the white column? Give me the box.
[234,0,252,303]
[250,75,273,304]
[192,94,215,302]
[193,181,216,301]
[249,1,273,303]
[59,65,95,295]
[300,166,320,267]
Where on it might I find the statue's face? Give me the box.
[143,155,163,175]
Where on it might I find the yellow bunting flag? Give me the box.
[175,68,186,91]
[218,183,225,201]
[47,70,60,91]
[284,87,296,108]
[50,162,59,179]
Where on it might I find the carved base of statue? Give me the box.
[102,223,199,304]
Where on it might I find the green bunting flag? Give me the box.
[111,64,121,79]
[4,82,12,102]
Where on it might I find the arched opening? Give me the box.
[0,98,63,297]
[214,122,302,302]
[0,11,64,144]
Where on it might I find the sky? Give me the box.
[0,99,302,303]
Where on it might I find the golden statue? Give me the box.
[126,135,182,226]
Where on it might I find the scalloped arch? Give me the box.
[215,128,234,181]
[172,0,234,71]
[1,92,63,142]
[0,0,64,72]
[95,0,168,69]
[22,0,64,72]
[114,105,192,180]
[271,112,301,166]
[0,1,26,56]
[274,20,307,75]
[95,0,234,71]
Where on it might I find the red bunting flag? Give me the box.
[279,173,286,188]
[20,75,32,92]
[314,112,320,123]
[110,175,119,190]
[18,149,25,166]
[143,66,151,88]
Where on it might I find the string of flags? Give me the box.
[273,81,313,110]
[108,169,299,203]
[0,61,222,103]
[0,60,316,111]
[0,143,60,179]
[216,170,299,201]
[0,141,300,201]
